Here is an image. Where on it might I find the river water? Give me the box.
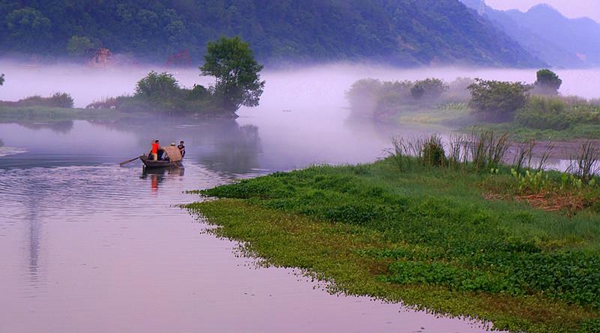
[0,119,497,332]
[6,63,593,333]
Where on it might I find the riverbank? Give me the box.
[187,159,600,333]
[0,106,239,123]
[0,105,121,121]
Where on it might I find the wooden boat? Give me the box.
[140,145,183,169]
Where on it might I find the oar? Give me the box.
[119,156,140,166]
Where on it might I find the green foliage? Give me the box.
[192,158,600,332]
[410,78,449,101]
[345,78,385,115]
[534,69,562,96]
[468,78,532,122]
[1,92,74,108]
[201,36,265,112]
[66,36,93,58]
[135,71,182,100]
[4,7,51,53]
[421,134,447,167]
[129,71,212,114]
[516,95,600,131]
[511,169,550,194]
[346,77,460,118]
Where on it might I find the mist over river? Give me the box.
[3,62,598,333]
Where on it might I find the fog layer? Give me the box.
[1,61,600,109]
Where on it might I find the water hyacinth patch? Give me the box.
[188,156,600,333]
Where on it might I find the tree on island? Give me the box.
[201,36,265,113]
[533,69,562,96]
[135,71,182,101]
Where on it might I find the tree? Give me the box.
[135,71,182,100]
[201,36,265,112]
[0,74,4,86]
[67,36,94,58]
[534,69,562,96]
[5,8,52,53]
[410,78,448,101]
[468,78,531,122]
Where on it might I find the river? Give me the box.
[6,63,595,333]
[1,118,495,332]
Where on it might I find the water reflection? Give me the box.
[199,124,262,176]
[140,166,185,192]
[26,196,42,289]
[16,120,74,133]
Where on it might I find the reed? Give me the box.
[468,131,510,171]
[568,140,600,182]
[421,134,446,168]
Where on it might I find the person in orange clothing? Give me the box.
[151,139,160,161]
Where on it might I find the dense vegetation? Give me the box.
[2,36,264,116]
[87,36,264,115]
[0,0,542,67]
[188,134,600,332]
[0,92,73,108]
[346,69,600,141]
[345,76,472,121]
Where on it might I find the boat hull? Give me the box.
[140,155,183,169]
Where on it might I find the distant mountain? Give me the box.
[461,0,600,68]
[0,0,543,67]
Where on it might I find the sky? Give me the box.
[485,0,600,22]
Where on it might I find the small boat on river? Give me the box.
[140,145,183,169]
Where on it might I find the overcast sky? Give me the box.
[485,0,600,22]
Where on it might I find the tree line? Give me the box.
[1,36,265,116]
[121,36,264,115]
[0,0,541,67]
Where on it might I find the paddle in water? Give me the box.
[119,156,141,166]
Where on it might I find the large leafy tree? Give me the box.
[201,36,265,112]
[135,71,181,100]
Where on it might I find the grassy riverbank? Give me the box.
[0,106,122,122]
[187,158,600,333]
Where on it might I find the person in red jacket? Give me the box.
[151,139,160,160]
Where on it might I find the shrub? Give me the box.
[10,92,74,108]
[468,78,532,122]
[421,134,447,167]
[135,71,182,100]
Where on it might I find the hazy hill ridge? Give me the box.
[0,0,542,67]
[461,0,600,68]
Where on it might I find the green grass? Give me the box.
[187,160,600,332]
[0,106,121,121]
[466,123,600,142]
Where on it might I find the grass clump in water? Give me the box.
[187,156,600,333]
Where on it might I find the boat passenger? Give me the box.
[151,139,160,161]
[177,141,186,158]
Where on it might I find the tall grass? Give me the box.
[567,140,600,182]
[389,131,514,173]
